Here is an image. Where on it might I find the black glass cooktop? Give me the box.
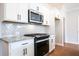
[24,33,50,41]
[24,33,49,37]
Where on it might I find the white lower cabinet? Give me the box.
[9,39,34,56]
[26,42,34,56]
[49,35,55,52]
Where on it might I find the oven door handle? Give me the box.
[35,38,49,43]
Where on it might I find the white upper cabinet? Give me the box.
[0,3,50,25]
[4,3,18,21]
[39,4,50,25]
[17,3,29,23]
[28,3,40,11]
[0,3,29,23]
[42,8,50,25]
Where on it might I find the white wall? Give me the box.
[65,3,79,44]
[0,3,4,20]
[65,10,78,44]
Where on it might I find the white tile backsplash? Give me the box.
[1,23,17,37]
[17,24,48,35]
[1,23,48,37]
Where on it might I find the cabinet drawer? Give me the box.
[9,39,34,47]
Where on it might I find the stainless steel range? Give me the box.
[24,33,49,56]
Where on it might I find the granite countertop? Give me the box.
[0,33,50,43]
[0,36,34,43]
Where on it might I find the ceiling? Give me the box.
[47,3,79,12]
[47,3,64,9]
[64,3,79,11]
[64,3,79,9]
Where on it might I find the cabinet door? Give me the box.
[28,3,40,11]
[43,9,50,25]
[9,43,23,56]
[49,36,55,52]
[9,40,28,56]
[4,3,18,21]
[21,39,34,56]
[27,40,34,56]
[17,3,28,23]
[49,38,53,52]
[43,10,50,25]
[39,4,50,25]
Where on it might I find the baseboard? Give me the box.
[65,41,79,45]
[56,43,64,46]
[48,49,55,55]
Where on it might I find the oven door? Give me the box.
[34,39,49,56]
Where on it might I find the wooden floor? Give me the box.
[48,43,79,56]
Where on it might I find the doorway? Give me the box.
[55,17,65,46]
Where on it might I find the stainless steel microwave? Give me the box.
[28,9,43,24]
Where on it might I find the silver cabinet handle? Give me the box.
[25,48,27,54]
[23,48,27,56]
[23,49,26,56]
[17,14,21,20]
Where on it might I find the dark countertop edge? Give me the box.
[0,39,8,43]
